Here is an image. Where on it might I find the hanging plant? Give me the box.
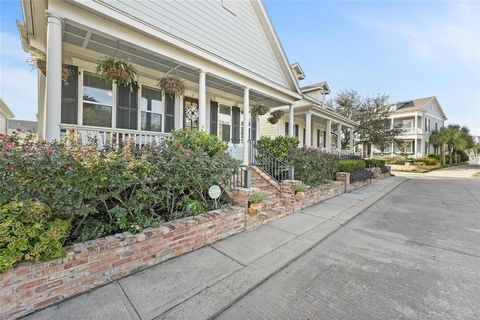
[156,76,186,97]
[267,110,285,124]
[250,104,269,116]
[29,59,72,85]
[95,56,137,90]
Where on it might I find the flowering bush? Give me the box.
[0,130,238,251]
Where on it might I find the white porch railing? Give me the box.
[60,124,172,147]
[399,127,422,135]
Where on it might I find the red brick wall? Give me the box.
[0,207,245,320]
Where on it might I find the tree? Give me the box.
[430,128,448,165]
[329,91,402,157]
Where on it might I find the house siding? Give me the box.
[0,113,6,134]
[93,0,288,87]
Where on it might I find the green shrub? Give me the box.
[383,155,407,165]
[0,201,71,273]
[364,159,386,167]
[338,159,366,173]
[287,148,339,186]
[415,157,439,166]
[257,136,299,161]
[0,130,238,246]
[250,192,268,204]
[293,183,309,193]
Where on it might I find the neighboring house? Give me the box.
[8,119,38,135]
[18,0,303,164]
[0,98,14,135]
[375,96,447,158]
[259,76,358,153]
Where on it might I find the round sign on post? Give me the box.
[208,185,221,199]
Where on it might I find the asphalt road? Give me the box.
[216,165,480,320]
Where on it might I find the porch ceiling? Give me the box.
[63,23,284,107]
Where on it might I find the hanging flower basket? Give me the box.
[156,76,186,97]
[251,104,269,116]
[267,110,285,124]
[95,56,137,90]
[31,59,72,85]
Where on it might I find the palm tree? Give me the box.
[431,128,448,165]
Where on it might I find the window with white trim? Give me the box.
[82,72,113,127]
[140,86,163,132]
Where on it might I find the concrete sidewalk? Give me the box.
[23,177,406,320]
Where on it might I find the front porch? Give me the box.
[37,9,298,164]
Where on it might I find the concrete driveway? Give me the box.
[217,165,480,320]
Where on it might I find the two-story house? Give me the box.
[0,98,15,135]
[378,96,447,158]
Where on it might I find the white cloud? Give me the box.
[344,2,480,67]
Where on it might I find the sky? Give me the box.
[0,0,479,135]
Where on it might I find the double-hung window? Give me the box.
[82,72,113,127]
[219,105,231,142]
[140,86,163,132]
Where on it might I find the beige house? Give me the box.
[18,0,304,164]
[259,80,358,153]
[0,98,15,135]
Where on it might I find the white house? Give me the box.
[377,96,447,158]
[0,98,15,135]
[18,0,305,164]
[259,79,358,153]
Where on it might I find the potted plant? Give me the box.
[248,191,268,216]
[30,59,71,85]
[157,76,186,97]
[95,56,137,90]
[293,183,309,202]
[267,110,285,124]
[250,104,269,116]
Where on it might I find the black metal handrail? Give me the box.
[250,141,294,182]
[230,165,250,188]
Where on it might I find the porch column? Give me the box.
[326,120,332,149]
[305,112,312,147]
[288,105,294,137]
[45,11,64,141]
[243,87,250,165]
[198,70,206,131]
[337,123,342,151]
[38,71,46,140]
[349,127,354,151]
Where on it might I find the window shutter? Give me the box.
[302,128,306,146]
[61,65,78,124]
[294,124,299,138]
[323,131,327,147]
[285,122,289,135]
[251,115,257,141]
[165,95,175,132]
[232,106,240,143]
[116,85,138,130]
[317,129,320,147]
[210,101,218,136]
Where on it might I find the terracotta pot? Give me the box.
[248,202,262,216]
[295,192,305,202]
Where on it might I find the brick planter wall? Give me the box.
[0,207,245,320]
[301,181,346,208]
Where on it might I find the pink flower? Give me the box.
[5,143,14,151]
[47,147,54,155]
[67,165,74,172]
[16,128,22,132]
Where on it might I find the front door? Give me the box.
[183,97,199,131]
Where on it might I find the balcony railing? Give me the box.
[398,127,422,134]
[60,124,172,147]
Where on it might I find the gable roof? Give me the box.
[301,81,330,94]
[0,98,14,119]
[391,96,447,119]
